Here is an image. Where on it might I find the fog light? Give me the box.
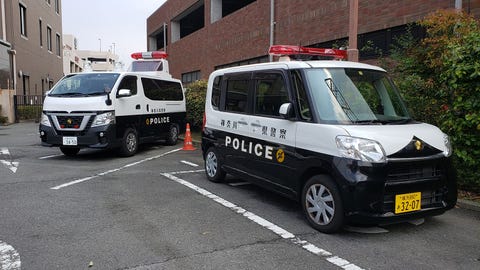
[99,132,105,137]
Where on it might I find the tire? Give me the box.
[60,147,80,156]
[165,124,179,145]
[301,175,344,233]
[118,128,138,157]
[204,147,226,183]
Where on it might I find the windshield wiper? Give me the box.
[384,118,414,125]
[353,119,386,125]
[49,92,85,97]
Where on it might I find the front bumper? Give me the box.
[39,123,117,149]
[333,156,457,225]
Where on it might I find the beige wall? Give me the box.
[0,88,15,123]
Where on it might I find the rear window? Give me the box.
[141,78,183,101]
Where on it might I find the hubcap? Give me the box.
[206,151,217,177]
[305,184,335,225]
[126,132,137,152]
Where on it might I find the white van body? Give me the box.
[202,58,457,233]
[39,62,186,157]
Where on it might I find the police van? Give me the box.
[39,51,186,157]
[201,45,457,233]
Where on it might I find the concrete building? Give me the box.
[63,34,84,74]
[1,0,64,96]
[146,0,480,83]
[76,49,119,72]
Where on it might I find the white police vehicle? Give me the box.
[39,51,186,157]
[202,45,457,233]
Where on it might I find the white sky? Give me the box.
[62,0,167,68]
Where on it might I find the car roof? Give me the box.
[211,60,386,76]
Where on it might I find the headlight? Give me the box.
[336,135,386,163]
[40,113,51,127]
[92,112,115,127]
[443,134,452,157]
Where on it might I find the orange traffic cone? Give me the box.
[182,123,196,151]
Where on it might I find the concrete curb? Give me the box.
[457,199,480,212]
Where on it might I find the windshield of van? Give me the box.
[48,73,120,97]
[304,68,411,124]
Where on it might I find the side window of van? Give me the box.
[117,75,138,96]
[291,70,312,121]
[211,75,222,110]
[254,72,289,117]
[141,78,183,101]
[225,77,249,113]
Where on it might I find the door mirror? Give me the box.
[279,102,293,119]
[117,89,132,98]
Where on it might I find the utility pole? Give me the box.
[348,0,359,62]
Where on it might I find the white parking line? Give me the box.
[0,240,21,270]
[180,160,199,167]
[161,171,364,270]
[0,148,19,173]
[50,148,182,190]
[39,154,63,160]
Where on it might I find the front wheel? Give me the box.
[301,175,344,233]
[60,147,80,156]
[165,124,179,145]
[118,128,138,157]
[204,147,225,183]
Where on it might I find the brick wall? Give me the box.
[148,0,469,81]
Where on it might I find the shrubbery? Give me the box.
[184,80,207,130]
[389,10,480,191]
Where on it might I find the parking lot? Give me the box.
[0,122,479,270]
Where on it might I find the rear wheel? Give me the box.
[205,147,225,183]
[165,124,179,145]
[60,147,80,156]
[118,128,138,157]
[301,175,344,233]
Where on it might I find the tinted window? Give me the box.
[117,75,138,96]
[254,73,289,117]
[225,78,248,113]
[211,75,222,110]
[141,78,183,101]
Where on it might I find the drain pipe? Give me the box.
[269,0,275,62]
[1,0,5,41]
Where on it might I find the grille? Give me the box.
[386,164,442,184]
[56,115,84,128]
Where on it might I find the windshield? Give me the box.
[304,68,411,124]
[49,73,120,96]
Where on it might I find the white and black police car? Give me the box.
[201,45,457,233]
[39,51,186,157]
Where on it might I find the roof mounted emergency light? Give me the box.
[131,51,168,60]
[269,45,347,60]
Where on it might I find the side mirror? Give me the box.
[279,102,293,119]
[117,89,132,98]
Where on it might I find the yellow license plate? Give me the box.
[395,192,421,214]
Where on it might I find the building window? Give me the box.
[171,1,205,42]
[181,70,201,84]
[47,26,52,51]
[56,33,61,56]
[215,56,268,70]
[19,4,27,37]
[55,0,60,14]
[39,20,43,46]
[211,0,256,23]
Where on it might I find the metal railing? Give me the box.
[13,95,44,123]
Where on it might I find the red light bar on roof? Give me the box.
[269,45,347,60]
[131,51,168,60]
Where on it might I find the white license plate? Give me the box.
[63,137,78,146]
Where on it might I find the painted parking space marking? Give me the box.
[0,240,21,270]
[0,148,19,173]
[180,160,199,167]
[50,148,182,190]
[38,154,63,160]
[161,171,363,270]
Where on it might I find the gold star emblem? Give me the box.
[67,119,72,125]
